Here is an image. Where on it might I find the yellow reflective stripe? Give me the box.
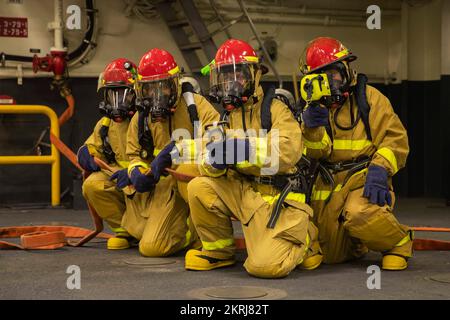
[153,148,161,157]
[101,117,111,127]
[243,56,259,63]
[302,147,307,156]
[168,66,180,75]
[311,184,342,201]
[128,161,149,175]
[311,168,368,201]
[177,139,197,161]
[376,147,398,174]
[202,238,234,251]
[334,49,349,58]
[201,158,227,177]
[183,218,192,248]
[395,233,411,247]
[304,131,331,150]
[110,227,128,234]
[297,232,311,265]
[262,192,306,205]
[236,161,253,169]
[183,229,192,249]
[311,190,331,201]
[333,139,372,151]
[236,138,267,168]
[255,137,268,167]
[117,160,129,169]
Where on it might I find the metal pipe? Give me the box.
[237,0,283,88]
[0,105,60,206]
[203,12,365,27]
[51,0,66,52]
[197,2,400,18]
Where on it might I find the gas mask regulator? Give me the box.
[98,99,135,121]
[135,98,173,122]
[300,72,348,108]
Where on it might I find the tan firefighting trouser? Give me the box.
[82,171,127,234]
[311,168,413,264]
[121,165,200,257]
[187,172,320,279]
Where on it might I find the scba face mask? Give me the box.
[99,87,136,121]
[318,62,351,108]
[210,63,255,111]
[300,65,350,109]
[136,77,178,122]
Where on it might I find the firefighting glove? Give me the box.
[150,141,178,182]
[301,102,329,128]
[206,138,250,170]
[109,169,131,189]
[77,145,100,172]
[130,167,157,193]
[363,165,392,207]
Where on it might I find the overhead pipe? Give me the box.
[237,0,283,88]
[202,12,366,27]
[196,2,400,19]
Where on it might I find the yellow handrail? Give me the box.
[0,105,60,206]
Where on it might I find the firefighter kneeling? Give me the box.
[185,39,322,278]
[298,37,413,270]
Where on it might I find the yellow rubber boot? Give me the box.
[382,254,408,271]
[299,253,323,270]
[185,249,235,271]
[107,231,136,250]
[299,235,323,271]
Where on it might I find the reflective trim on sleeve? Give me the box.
[254,137,268,167]
[153,148,161,157]
[128,161,149,175]
[376,147,399,174]
[303,131,331,150]
[202,238,234,251]
[236,137,267,169]
[177,139,197,162]
[201,158,227,177]
[333,139,372,151]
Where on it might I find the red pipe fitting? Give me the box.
[32,50,67,77]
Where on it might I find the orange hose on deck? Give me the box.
[412,227,450,232]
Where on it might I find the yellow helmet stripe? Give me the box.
[334,49,349,58]
[168,66,180,75]
[243,56,259,63]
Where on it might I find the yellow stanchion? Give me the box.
[0,105,60,206]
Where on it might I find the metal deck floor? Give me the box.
[1,198,449,300]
